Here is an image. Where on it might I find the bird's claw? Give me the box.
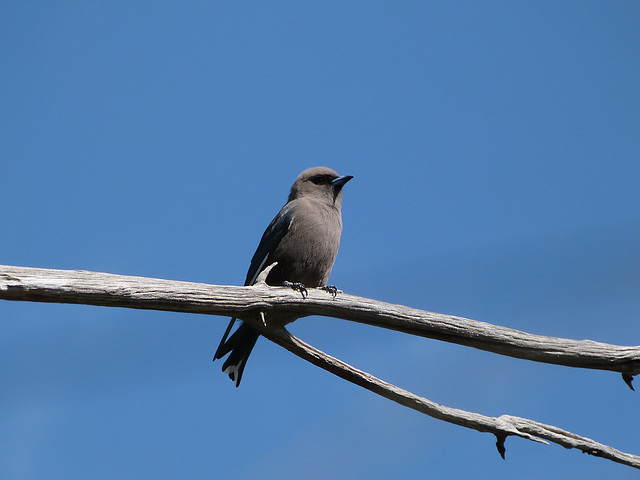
[321,285,341,298]
[283,281,308,299]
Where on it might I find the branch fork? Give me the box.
[0,264,638,469]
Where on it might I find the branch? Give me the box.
[1,264,639,468]
[263,328,640,469]
[1,265,638,376]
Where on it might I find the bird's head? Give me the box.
[288,167,353,205]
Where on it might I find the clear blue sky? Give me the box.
[2,2,639,479]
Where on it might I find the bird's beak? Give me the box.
[331,175,353,190]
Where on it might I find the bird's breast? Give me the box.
[267,205,342,287]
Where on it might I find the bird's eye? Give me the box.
[310,175,327,185]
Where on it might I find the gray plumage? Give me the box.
[213,166,353,386]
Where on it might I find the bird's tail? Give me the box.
[213,319,259,387]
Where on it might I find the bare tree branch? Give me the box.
[1,264,639,469]
[264,328,640,469]
[2,265,639,375]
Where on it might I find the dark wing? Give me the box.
[243,202,294,286]
[213,203,294,366]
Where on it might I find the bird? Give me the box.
[213,166,353,387]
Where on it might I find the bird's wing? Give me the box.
[214,203,293,362]
[244,202,294,286]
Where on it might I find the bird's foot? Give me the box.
[283,281,308,299]
[321,285,342,298]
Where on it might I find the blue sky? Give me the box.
[2,2,639,478]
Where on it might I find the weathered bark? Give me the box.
[1,264,638,469]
